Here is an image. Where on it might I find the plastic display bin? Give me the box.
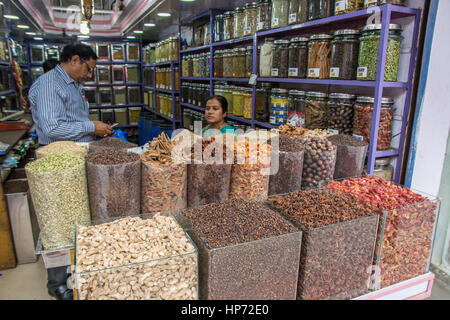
[129,107,141,125]
[35,234,73,269]
[89,109,100,122]
[114,108,127,125]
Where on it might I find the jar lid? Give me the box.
[290,37,310,43]
[258,0,270,3]
[215,14,224,20]
[307,91,328,98]
[375,158,391,166]
[333,29,360,36]
[278,88,289,94]
[309,34,333,40]
[238,48,247,52]
[289,90,306,96]
[224,11,234,17]
[265,37,276,42]
[362,24,402,32]
[245,2,258,8]
[234,7,244,13]
[356,96,395,104]
[244,88,253,93]
[247,46,253,50]
[329,93,356,99]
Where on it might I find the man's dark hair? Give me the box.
[206,95,228,114]
[43,59,59,73]
[60,43,98,63]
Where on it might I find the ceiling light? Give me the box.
[34,37,44,41]
[180,0,196,2]
[144,23,156,27]
[157,12,171,17]
[127,36,136,39]
[133,30,144,34]
[4,15,20,20]
[80,20,90,35]
[26,32,37,36]
[17,25,30,29]
[78,35,90,39]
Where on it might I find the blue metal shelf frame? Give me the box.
[178,4,422,183]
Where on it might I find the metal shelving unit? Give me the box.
[178,4,423,183]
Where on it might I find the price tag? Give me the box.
[248,74,257,85]
[224,33,230,40]
[365,0,378,7]
[289,13,297,24]
[256,22,263,31]
[289,68,298,77]
[358,67,368,78]
[270,116,277,124]
[271,18,279,28]
[335,0,348,13]
[308,68,320,78]
[353,134,364,141]
[330,67,340,78]
[271,68,279,77]
[244,27,251,35]
[328,128,339,135]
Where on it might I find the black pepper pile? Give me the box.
[90,137,137,150]
[327,134,368,147]
[181,199,297,248]
[86,148,140,165]
[279,134,304,152]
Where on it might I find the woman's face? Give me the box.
[205,98,226,124]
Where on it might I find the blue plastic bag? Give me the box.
[113,129,129,142]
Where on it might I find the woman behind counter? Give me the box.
[202,96,236,137]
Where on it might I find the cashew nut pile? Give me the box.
[75,214,198,300]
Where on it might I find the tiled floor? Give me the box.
[0,258,449,300]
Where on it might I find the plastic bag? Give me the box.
[113,128,129,142]
[187,164,232,208]
[86,158,141,220]
[141,161,187,213]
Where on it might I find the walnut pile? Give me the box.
[75,214,198,300]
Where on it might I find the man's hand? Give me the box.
[93,121,113,138]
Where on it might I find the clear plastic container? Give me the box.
[224,11,234,40]
[128,86,141,104]
[288,37,309,78]
[112,44,125,61]
[84,87,97,105]
[353,96,394,151]
[308,34,333,79]
[327,93,356,134]
[233,7,245,39]
[357,24,403,82]
[328,134,369,179]
[99,87,113,105]
[289,0,309,24]
[259,38,275,78]
[331,29,360,80]
[129,107,141,125]
[101,109,114,124]
[272,40,290,78]
[244,2,258,36]
[373,158,394,181]
[271,0,289,29]
[97,66,111,84]
[96,44,110,61]
[114,86,127,105]
[127,43,140,62]
[126,65,139,83]
[308,0,334,20]
[305,91,328,129]
[257,0,272,31]
[112,65,125,83]
[214,14,224,42]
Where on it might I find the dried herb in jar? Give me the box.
[289,0,309,24]
[272,40,289,78]
[307,34,332,79]
[305,91,328,129]
[330,29,360,80]
[289,37,309,78]
[334,0,364,15]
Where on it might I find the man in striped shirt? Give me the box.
[29,43,112,146]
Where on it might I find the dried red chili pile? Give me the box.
[327,177,429,210]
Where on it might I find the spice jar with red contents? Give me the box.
[353,96,394,151]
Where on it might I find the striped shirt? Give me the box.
[29,64,95,145]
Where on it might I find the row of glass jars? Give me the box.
[155,37,179,63]
[214,47,255,78]
[156,68,180,91]
[258,24,402,81]
[143,43,156,64]
[156,93,180,120]
[181,53,211,78]
[181,83,211,108]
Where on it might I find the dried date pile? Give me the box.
[267,189,378,300]
[327,177,438,289]
[76,214,197,300]
[180,199,302,300]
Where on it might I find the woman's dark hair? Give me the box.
[206,95,228,114]
[60,44,98,63]
[43,59,59,73]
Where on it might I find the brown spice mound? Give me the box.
[86,148,140,165]
[327,134,368,147]
[90,137,137,149]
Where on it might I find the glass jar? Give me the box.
[223,86,234,114]
[174,67,180,91]
[289,0,309,25]
[353,96,394,151]
[270,88,290,125]
[233,88,245,117]
[309,0,334,21]
[257,0,272,31]
[214,50,223,77]
[307,34,333,79]
[224,11,234,40]
[244,2,258,36]
[233,7,245,39]
[373,158,394,181]
[205,53,211,77]
[199,53,206,77]
[233,48,246,78]
[182,83,189,103]
[271,0,289,29]
[182,56,188,77]
[150,44,156,63]
[327,93,356,134]
[169,37,178,61]
[288,90,306,127]
[243,89,253,119]
[357,24,403,82]
[246,46,253,78]
[272,40,289,78]
[288,37,309,78]
[193,54,200,77]
[259,38,275,78]
[186,55,193,77]
[255,84,271,122]
[364,0,405,8]
[330,29,360,80]
[223,50,234,78]
[305,91,328,129]
[335,0,363,15]
[215,84,225,97]
[214,14,224,42]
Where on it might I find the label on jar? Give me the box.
[289,68,299,77]
[224,33,231,40]
[358,67,368,78]
[330,67,340,78]
[234,30,238,38]
[308,68,320,78]
[248,74,257,85]
[328,128,340,135]
[353,134,364,141]
[365,0,378,7]
[270,115,277,124]
[271,68,279,77]
[244,27,251,35]
[289,13,297,24]
[335,0,348,13]
[271,18,279,28]
[257,22,264,31]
